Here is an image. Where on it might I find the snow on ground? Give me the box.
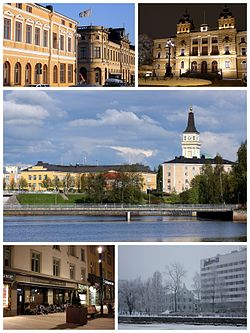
[119,323,246,330]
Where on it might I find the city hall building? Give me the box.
[77,26,135,85]
[162,107,233,194]
[3,3,77,87]
[153,5,247,79]
[200,248,247,314]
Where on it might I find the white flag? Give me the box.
[79,9,92,18]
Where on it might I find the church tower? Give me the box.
[177,10,194,34]
[181,107,201,158]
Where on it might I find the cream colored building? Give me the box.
[4,245,89,316]
[78,26,135,85]
[3,3,77,86]
[162,107,233,194]
[153,5,247,79]
[20,161,157,193]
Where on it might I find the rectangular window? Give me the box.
[201,46,208,55]
[26,25,32,44]
[225,61,230,68]
[80,47,87,58]
[60,64,66,83]
[35,27,40,46]
[4,18,11,40]
[192,47,198,56]
[81,268,86,281]
[31,252,40,272]
[241,48,246,56]
[192,39,198,45]
[53,32,57,49]
[53,259,60,276]
[68,37,72,52]
[53,245,60,250]
[26,5,32,13]
[43,30,48,47]
[180,48,185,56]
[93,46,101,58]
[15,22,22,42]
[68,245,76,256]
[212,37,218,43]
[68,64,73,83]
[38,175,42,180]
[16,3,22,9]
[211,45,219,55]
[70,264,75,279]
[60,35,64,50]
[4,246,11,267]
[202,38,208,44]
[81,248,85,261]
[225,46,230,55]
[61,19,65,25]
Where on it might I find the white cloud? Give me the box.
[5,90,55,105]
[4,100,49,120]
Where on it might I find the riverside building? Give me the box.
[200,248,247,314]
[162,107,233,194]
[77,26,135,85]
[153,5,247,79]
[165,284,198,313]
[3,3,77,87]
[3,245,115,317]
[20,161,157,193]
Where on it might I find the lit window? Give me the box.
[4,18,11,40]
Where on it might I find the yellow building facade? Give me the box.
[3,3,77,87]
[78,26,135,86]
[20,161,157,193]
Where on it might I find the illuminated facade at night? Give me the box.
[153,5,247,79]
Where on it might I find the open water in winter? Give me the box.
[4,215,246,242]
[119,323,246,330]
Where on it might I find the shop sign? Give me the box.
[3,273,15,281]
[31,277,66,286]
[204,257,219,267]
[78,284,88,292]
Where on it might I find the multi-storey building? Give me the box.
[3,3,77,87]
[3,245,115,317]
[165,284,198,313]
[162,107,233,194]
[20,161,157,193]
[87,246,115,308]
[153,5,247,79]
[200,248,247,314]
[3,245,89,316]
[77,26,135,85]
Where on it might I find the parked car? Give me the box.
[27,84,50,87]
[103,78,124,87]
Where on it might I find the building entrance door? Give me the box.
[201,61,207,73]
[17,287,25,315]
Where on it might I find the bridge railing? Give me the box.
[3,203,238,210]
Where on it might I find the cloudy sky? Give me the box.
[119,245,246,289]
[4,90,246,168]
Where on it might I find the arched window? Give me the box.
[181,61,184,69]
[43,64,48,84]
[241,61,247,70]
[191,61,197,72]
[3,61,10,86]
[211,61,218,72]
[53,65,58,83]
[25,63,31,85]
[35,63,42,84]
[14,62,21,85]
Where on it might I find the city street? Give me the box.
[3,313,115,330]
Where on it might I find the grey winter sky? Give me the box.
[4,90,246,168]
[119,245,246,289]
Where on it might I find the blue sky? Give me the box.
[4,90,246,168]
[119,245,246,289]
[40,3,135,44]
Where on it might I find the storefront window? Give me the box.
[3,284,10,308]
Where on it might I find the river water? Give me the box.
[4,215,246,242]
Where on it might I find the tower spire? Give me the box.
[182,106,201,158]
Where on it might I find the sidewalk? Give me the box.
[139,77,212,87]
[3,313,115,330]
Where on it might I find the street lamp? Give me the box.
[98,246,104,316]
[165,39,175,78]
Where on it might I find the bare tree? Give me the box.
[165,262,186,312]
[118,279,138,315]
[192,272,201,312]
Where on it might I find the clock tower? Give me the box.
[182,107,201,158]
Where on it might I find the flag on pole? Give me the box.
[79,9,92,18]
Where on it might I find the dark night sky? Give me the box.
[139,3,247,39]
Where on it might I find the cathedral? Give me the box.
[162,107,233,194]
[153,5,247,79]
